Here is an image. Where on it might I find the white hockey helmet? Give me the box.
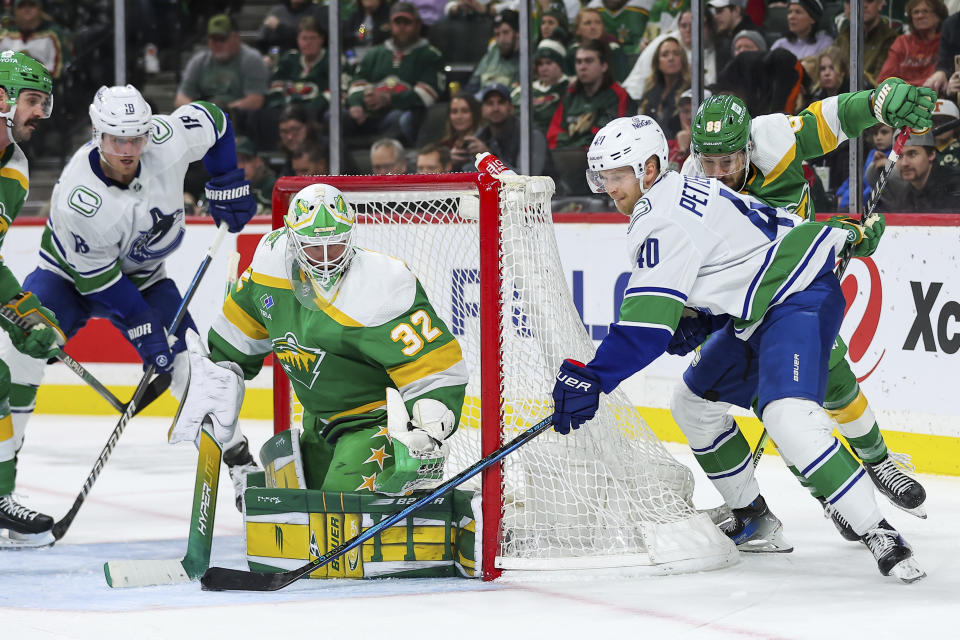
[284,183,357,308]
[89,84,153,157]
[586,116,669,195]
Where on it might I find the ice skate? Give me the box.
[718,495,793,553]
[861,519,926,583]
[865,453,927,519]
[817,497,859,542]
[223,436,259,512]
[0,494,55,549]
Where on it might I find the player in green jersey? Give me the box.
[0,51,63,546]
[190,183,468,499]
[686,78,936,534]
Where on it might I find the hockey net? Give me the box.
[271,173,735,579]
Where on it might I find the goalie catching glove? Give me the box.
[168,329,244,447]
[205,168,257,233]
[374,388,456,495]
[825,212,885,258]
[0,291,65,359]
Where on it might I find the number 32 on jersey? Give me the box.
[391,310,442,356]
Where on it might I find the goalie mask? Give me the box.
[284,183,356,308]
[586,115,669,197]
[89,84,153,158]
[0,50,53,127]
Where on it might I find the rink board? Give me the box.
[7,214,960,475]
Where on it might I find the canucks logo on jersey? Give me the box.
[129,206,185,263]
[273,331,327,389]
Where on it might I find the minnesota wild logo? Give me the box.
[273,331,326,389]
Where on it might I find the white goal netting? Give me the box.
[275,174,735,576]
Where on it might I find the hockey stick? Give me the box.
[752,127,912,467]
[201,415,555,591]
[52,223,229,541]
[104,418,222,587]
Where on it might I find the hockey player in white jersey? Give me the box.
[550,115,925,582]
[0,85,260,515]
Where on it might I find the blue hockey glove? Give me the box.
[205,168,256,233]
[666,312,729,356]
[1,291,65,359]
[125,309,174,373]
[551,359,602,435]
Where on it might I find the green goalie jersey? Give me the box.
[686,91,879,219]
[209,228,468,441]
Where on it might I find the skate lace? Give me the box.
[0,494,41,522]
[888,451,916,473]
[822,502,852,529]
[872,456,917,495]
[862,526,898,558]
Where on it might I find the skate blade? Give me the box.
[0,529,55,549]
[889,557,926,584]
[886,499,927,520]
[737,525,794,554]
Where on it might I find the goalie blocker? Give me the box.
[246,424,478,579]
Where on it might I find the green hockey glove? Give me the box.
[1,291,66,359]
[825,212,885,258]
[872,78,937,131]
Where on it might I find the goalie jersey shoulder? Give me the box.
[248,229,419,327]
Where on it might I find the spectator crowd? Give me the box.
[5,0,960,212]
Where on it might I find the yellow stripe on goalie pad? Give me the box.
[377,524,448,545]
[246,522,310,559]
[266,458,304,489]
[363,543,449,562]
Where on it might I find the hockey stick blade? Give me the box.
[104,424,222,587]
[201,415,555,591]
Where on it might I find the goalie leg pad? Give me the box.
[258,427,307,489]
[243,487,478,579]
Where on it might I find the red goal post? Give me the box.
[270,173,736,580]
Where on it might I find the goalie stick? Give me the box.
[752,127,911,467]
[200,415,555,591]
[103,246,242,585]
[52,223,229,541]
[104,418,222,587]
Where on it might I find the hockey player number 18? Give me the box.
[391,310,442,356]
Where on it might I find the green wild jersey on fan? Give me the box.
[684,91,879,219]
[0,143,30,299]
[209,228,468,441]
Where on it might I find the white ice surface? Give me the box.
[2,416,958,640]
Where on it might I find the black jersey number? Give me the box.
[179,115,202,130]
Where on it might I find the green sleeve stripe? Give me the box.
[0,262,22,300]
[39,232,121,294]
[619,295,683,327]
[835,90,877,139]
[734,223,826,328]
[192,101,227,135]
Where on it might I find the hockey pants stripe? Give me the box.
[671,382,758,509]
[762,398,881,535]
